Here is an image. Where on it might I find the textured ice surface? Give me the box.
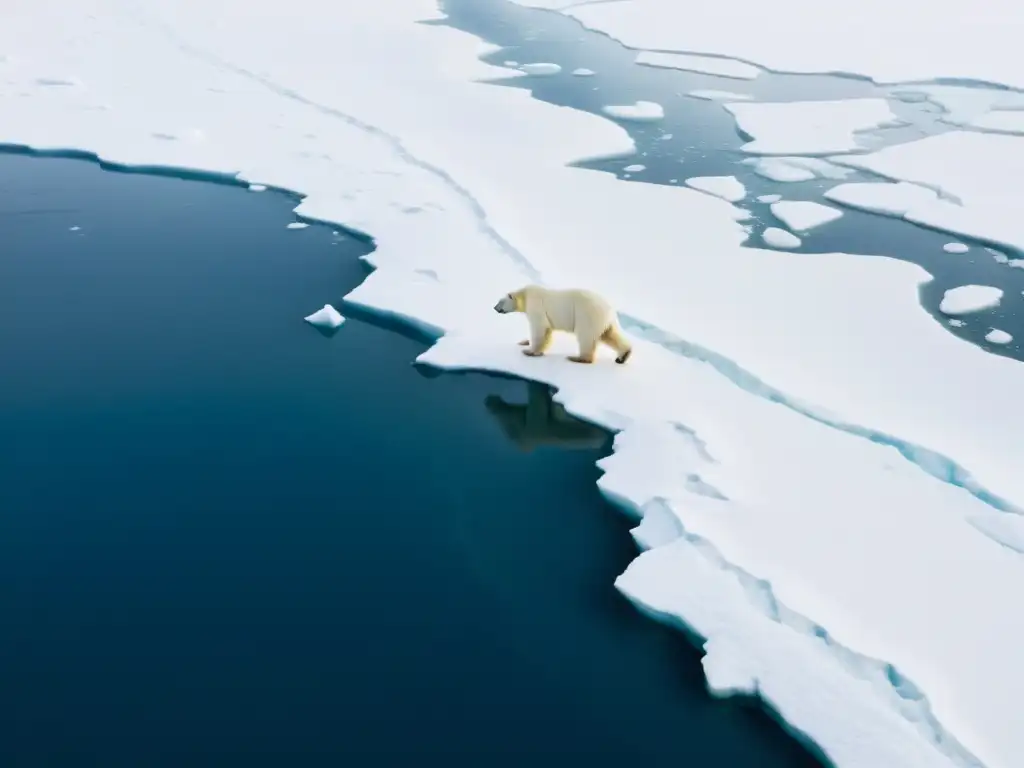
[770,201,842,232]
[601,100,664,122]
[304,304,345,329]
[831,132,1024,253]
[762,227,802,249]
[938,286,1003,315]
[635,51,760,80]
[684,175,746,202]
[8,2,1024,766]
[725,99,898,155]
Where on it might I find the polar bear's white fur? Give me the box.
[493,285,633,364]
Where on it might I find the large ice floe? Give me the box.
[4,1,1024,766]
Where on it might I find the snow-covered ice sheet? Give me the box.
[684,175,746,202]
[938,285,1003,315]
[514,0,1024,89]
[831,132,1024,254]
[5,2,1024,766]
[770,201,842,232]
[725,99,898,155]
[635,51,760,80]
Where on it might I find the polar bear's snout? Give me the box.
[494,294,517,314]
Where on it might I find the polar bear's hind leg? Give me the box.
[601,325,633,365]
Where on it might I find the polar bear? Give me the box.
[493,284,633,364]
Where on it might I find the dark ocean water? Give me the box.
[0,153,821,767]
[440,0,1024,362]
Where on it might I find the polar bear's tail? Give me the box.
[601,323,633,365]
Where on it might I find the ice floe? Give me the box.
[600,100,665,122]
[725,99,898,155]
[684,175,746,202]
[519,62,561,75]
[746,156,852,183]
[943,242,970,254]
[571,67,595,77]
[770,201,843,232]
[938,285,1003,315]
[303,304,346,329]
[986,328,1013,345]
[762,227,802,249]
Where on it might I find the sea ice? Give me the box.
[519,62,561,75]
[635,50,760,80]
[938,285,1003,315]
[688,90,752,101]
[724,99,897,154]
[303,304,345,329]
[830,131,1024,253]
[969,111,1024,135]
[571,67,595,76]
[601,100,664,122]
[286,222,309,229]
[623,164,646,172]
[746,156,853,183]
[943,242,969,254]
[986,329,1013,345]
[824,181,939,217]
[770,200,843,232]
[756,194,781,203]
[762,227,802,249]
[684,175,746,202]
[248,183,267,191]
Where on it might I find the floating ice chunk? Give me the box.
[304,304,345,329]
[770,200,843,232]
[503,60,518,66]
[249,183,267,192]
[948,319,966,327]
[830,131,1024,253]
[635,51,760,80]
[943,242,969,254]
[601,100,664,122]
[519,62,561,75]
[623,164,646,172]
[688,89,752,101]
[725,99,897,155]
[684,175,746,202]
[986,329,1013,345]
[824,181,938,217]
[746,156,852,183]
[762,227,802,249]
[69,225,81,231]
[757,194,781,203]
[659,133,673,140]
[286,222,309,229]
[572,67,595,76]
[938,285,1003,315]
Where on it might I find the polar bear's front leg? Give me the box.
[523,319,553,357]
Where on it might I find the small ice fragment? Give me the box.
[938,285,1003,315]
[249,184,267,192]
[69,225,81,231]
[986,328,1013,344]
[504,60,519,66]
[304,304,345,329]
[770,200,843,232]
[763,227,802,249]
[601,100,664,122]
[572,67,595,76]
[520,62,561,75]
[669,179,678,183]
[287,222,309,230]
[948,319,965,327]
[757,194,781,203]
[624,164,646,173]
[684,175,746,202]
[660,133,673,140]
[943,242,970,253]
[688,90,753,102]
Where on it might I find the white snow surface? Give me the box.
[6,2,1024,767]
[725,99,898,155]
[601,100,665,122]
[684,175,746,203]
[634,50,760,80]
[512,0,1024,89]
[761,227,802,249]
[770,201,843,232]
[831,132,1024,253]
[938,286,1004,315]
[688,89,752,102]
[304,304,346,329]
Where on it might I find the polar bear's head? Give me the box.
[493,290,524,314]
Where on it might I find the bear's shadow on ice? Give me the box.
[484,381,609,452]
